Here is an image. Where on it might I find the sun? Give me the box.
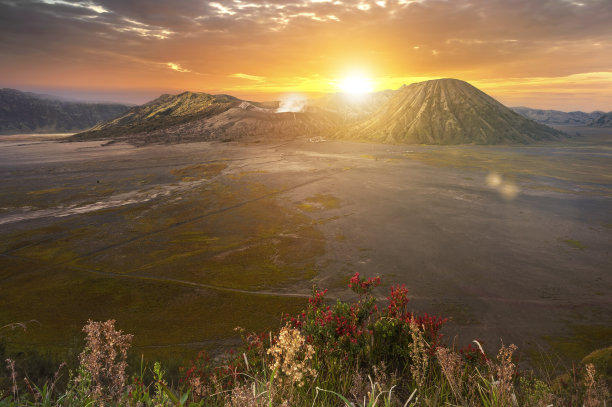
[337,74,374,94]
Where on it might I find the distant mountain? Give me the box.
[588,112,612,127]
[511,106,604,126]
[335,79,564,144]
[72,92,339,144]
[0,88,130,134]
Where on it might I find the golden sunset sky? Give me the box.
[1,0,611,110]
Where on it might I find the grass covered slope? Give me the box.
[71,92,341,144]
[71,92,241,140]
[337,79,565,144]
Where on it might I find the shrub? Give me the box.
[1,273,610,406]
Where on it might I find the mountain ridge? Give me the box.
[511,106,605,126]
[588,111,612,127]
[72,91,340,144]
[0,88,130,134]
[71,79,568,145]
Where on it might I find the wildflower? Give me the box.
[387,284,409,317]
[349,272,381,296]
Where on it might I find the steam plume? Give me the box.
[276,94,307,113]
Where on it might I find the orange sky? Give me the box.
[1,0,611,111]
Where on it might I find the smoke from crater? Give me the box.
[276,94,307,113]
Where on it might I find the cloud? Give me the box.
[40,0,109,14]
[209,2,235,16]
[167,62,190,73]
[230,73,265,81]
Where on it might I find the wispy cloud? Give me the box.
[167,62,191,73]
[230,73,265,81]
[40,0,109,14]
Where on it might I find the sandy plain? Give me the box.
[1,129,610,365]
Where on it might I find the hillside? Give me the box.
[119,104,341,145]
[72,91,241,140]
[311,90,395,122]
[512,106,604,125]
[336,79,565,144]
[72,92,340,144]
[0,88,130,134]
[589,111,612,127]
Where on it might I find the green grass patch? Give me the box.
[27,187,69,195]
[297,194,341,212]
[0,175,326,367]
[562,239,586,249]
[0,268,304,364]
[544,324,612,363]
[170,163,227,180]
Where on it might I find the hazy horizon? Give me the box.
[3,82,612,113]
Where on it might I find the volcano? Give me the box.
[72,91,339,144]
[335,79,564,144]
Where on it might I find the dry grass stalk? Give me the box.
[408,320,429,389]
[77,319,133,403]
[583,363,610,407]
[225,383,260,407]
[495,343,518,407]
[436,347,465,403]
[349,362,395,405]
[5,358,18,400]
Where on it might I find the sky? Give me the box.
[1,0,611,111]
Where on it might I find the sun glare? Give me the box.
[337,75,374,94]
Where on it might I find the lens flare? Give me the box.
[337,75,374,94]
[486,172,520,200]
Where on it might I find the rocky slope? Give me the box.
[511,106,604,126]
[588,111,612,127]
[72,92,241,140]
[72,93,340,144]
[0,88,130,134]
[336,79,565,144]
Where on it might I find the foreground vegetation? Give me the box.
[1,274,610,406]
